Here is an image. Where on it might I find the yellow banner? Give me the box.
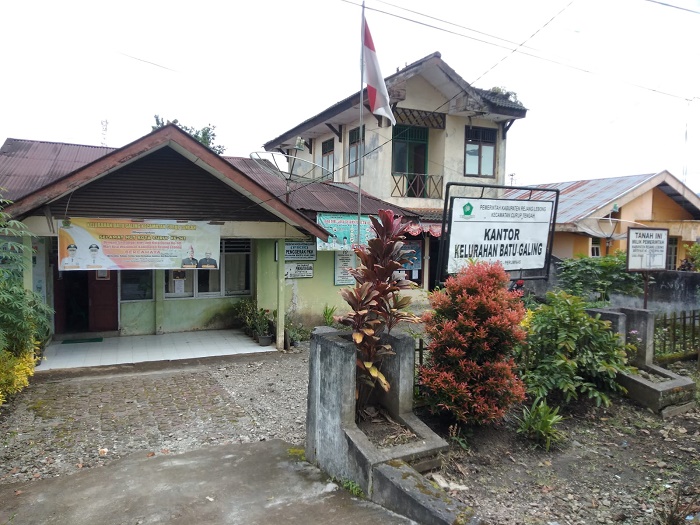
[58,218,220,270]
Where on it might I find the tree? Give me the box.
[152,115,226,155]
[0,194,52,405]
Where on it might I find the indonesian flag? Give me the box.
[362,19,396,126]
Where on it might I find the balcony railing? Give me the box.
[391,173,443,199]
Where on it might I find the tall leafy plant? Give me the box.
[0,194,52,405]
[334,209,420,412]
[419,262,527,425]
[515,291,630,407]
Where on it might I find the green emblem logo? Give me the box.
[463,202,474,216]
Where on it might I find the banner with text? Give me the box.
[58,218,220,270]
[448,198,553,272]
[317,213,376,251]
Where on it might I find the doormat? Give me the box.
[61,338,103,344]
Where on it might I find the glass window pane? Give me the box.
[465,144,479,175]
[165,269,194,297]
[198,269,221,293]
[392,142,407,172]
[482,145,495,176]
[225,253,249,295]
[121,270,153,300]
[349,145,358,177]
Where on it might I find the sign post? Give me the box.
[627,228,668,308]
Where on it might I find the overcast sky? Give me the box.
[2,0,698,192]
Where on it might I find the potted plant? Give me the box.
[253,308,273,346]
[334,209,420,417]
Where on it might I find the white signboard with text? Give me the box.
[334,250,357,285]
[627,228,668,271]
[448,198,553,272]
[284,262,314,279]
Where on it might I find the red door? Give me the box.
[88,271,119,332]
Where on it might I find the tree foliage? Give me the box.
[556,251,643,303]
[152,115,226,155]
[0,194,52,405]
[418,262,526,425]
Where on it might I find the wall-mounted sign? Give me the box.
[447,198,553,272]
[627,228,668,271]
[58,218,220,271]
[285,262,314,279]
[334,250,357,285]
[285,240,317,261]
[317,213,376,251]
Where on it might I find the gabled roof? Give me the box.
[0,127,417,237]
[0,126,330,240]
[503,171,700,226]
[263,51,527,151]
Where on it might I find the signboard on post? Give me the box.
[447,198,554,273]
[627,228,668,271]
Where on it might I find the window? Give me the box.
[164,239,251,298]
[348,126,364,177]
[392,125,428,197]
[591,238,601,257]
[120,270,154,301]
[464,127,497,177]
[666,237,678,270]
[321,139,334,176]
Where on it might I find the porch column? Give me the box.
[154,270,165,334]
[276,238,285,350]
[22,235,32,291]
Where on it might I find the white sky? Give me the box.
[2,0,699,191]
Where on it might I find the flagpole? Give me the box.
[357,2,365,246]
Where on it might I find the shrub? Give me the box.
[418,261,527,425]
[0,349,37,405]
[516,398,565,451]
[334,209,420,413]
[556,251,643,303]
[515,291,630,407]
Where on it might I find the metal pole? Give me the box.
[357,2,366,245]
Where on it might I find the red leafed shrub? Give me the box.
[419,261,526,425]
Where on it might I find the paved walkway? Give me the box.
[39,329,273,370]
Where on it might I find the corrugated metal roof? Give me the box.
[503,172,700,224]
[0,137,417,221]
[226,157,417,218]
[0,139,114,201]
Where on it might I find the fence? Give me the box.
[654,309,700,362]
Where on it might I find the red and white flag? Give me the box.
[362,19,396,126]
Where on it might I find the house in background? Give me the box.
[0,125,414,346]
[263,51,527,289]
[505,171,700,268]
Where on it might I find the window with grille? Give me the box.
[392,125,428,197]
[591,238,601,257]
[163,239,251,298]
[464,126,497,177]
[666,237,678,270]
[321,139,334,176]
[348,126,364,177]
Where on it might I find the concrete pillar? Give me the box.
[276,239,285,351]
[154,270,165,334]
[619,307,655,366]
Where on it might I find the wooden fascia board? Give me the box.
[7,126,330,241]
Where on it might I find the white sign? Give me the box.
[285,240,317,261]
[285,262,314,279]
[448,198,553,272]
[627,228,668,271]
[334,250,357,285]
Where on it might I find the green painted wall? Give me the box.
[120,302,156,335]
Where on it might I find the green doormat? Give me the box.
[61,338,103,344]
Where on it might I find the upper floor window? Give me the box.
[465,127,497,177]
[321,139,334,176]
[348,126,364,177]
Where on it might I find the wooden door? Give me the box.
[88,271,119,332]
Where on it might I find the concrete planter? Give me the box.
[618,364,696,418]
[306,327,478,525]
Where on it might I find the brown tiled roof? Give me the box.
[0,139,114,201]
